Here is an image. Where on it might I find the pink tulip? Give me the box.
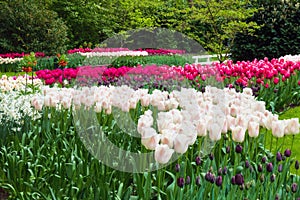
[272,121,285,138]
[231,126,245,143]
[155,144,174,164]
[174,134,191,154]
[248,122,259,138]
[209,123,222,141]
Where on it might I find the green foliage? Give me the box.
[231,0,300,61]
[110,55,191,68]
[18,52,37,72]
[36,54,85,70]
[190,0,260,61]
[0,0,69,55]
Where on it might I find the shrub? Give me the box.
[0,0,69,55]
[230,0,300,61]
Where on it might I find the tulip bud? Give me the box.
[235,144,243,153]
[175,163,180,172]
[278,164,283,172]
[291,183,298,193]
[266,162,273,172]
[218,168,222,176]
[276,152,282,162]
[186,176,191,185]
[177,177,185,188]
[295,160,299,170]
[195,156,201,166]
[270,174,276,182]
[235,174,244,185]
[258,164,263,172]
[205,171,215,183]
[226,146,230,154]
[215,176,223,187]
[231,176,236,185]
[284,149,291,157]
[196,176,201,186]
[209,153,214,161]
[245,160,250,168]
[222,167,228,175]
[261,156,267,163]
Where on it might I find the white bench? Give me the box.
[192,54,228,65]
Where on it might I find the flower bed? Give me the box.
[1,54,300,199]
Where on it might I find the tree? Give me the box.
[190,0,260,61]
[230,0,300,61]
[0,0,69,55]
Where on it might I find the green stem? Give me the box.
[291,135,295,152]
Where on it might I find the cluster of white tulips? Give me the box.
[279,54,300,62]
[0,57,23,65]
[0,91,40,125]
[29,85,300,164]
[79,51,149,58]
[0,75,43,93]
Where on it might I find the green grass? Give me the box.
[0,71,34,77]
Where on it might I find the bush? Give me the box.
[230,0,300,61]
[37,54,85,70]
[0,0,69,55]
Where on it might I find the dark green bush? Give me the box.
[230,0,300,61]
[110,55,191,68]
[36,54,85,70]
[0,0,69,55]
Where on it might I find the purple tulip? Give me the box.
[195,156,201,166]
[222,167,228,175]
[205,172,215,183]
[186,176,191,185]
[258,164,263,172]
[266,162,273,172]
[226,146,230,154]
[278,164,283,172]
[284,149,291,157]
[175,163,180,172]
[291,183,298,193]
[235,144,243,153]
[209,153,214,161]
[270,174,276,182]
[215,176,223,187]
[245,160,250,168]
[235,174,244,185]
[261,156,267,163]
[231,176,236,185]
[196,176,201,186]
[177,177,185,188]
[276,152,282,161]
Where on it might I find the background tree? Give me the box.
[230,0,300,61]
[0,0,69,55]
[190,0,259,61]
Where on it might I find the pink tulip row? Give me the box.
[30,85,299,164]
[0,52,45,59]
[35,68,79,85]
[36,57,300,89]
[67,47,186,55]
[173,58,300,87]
